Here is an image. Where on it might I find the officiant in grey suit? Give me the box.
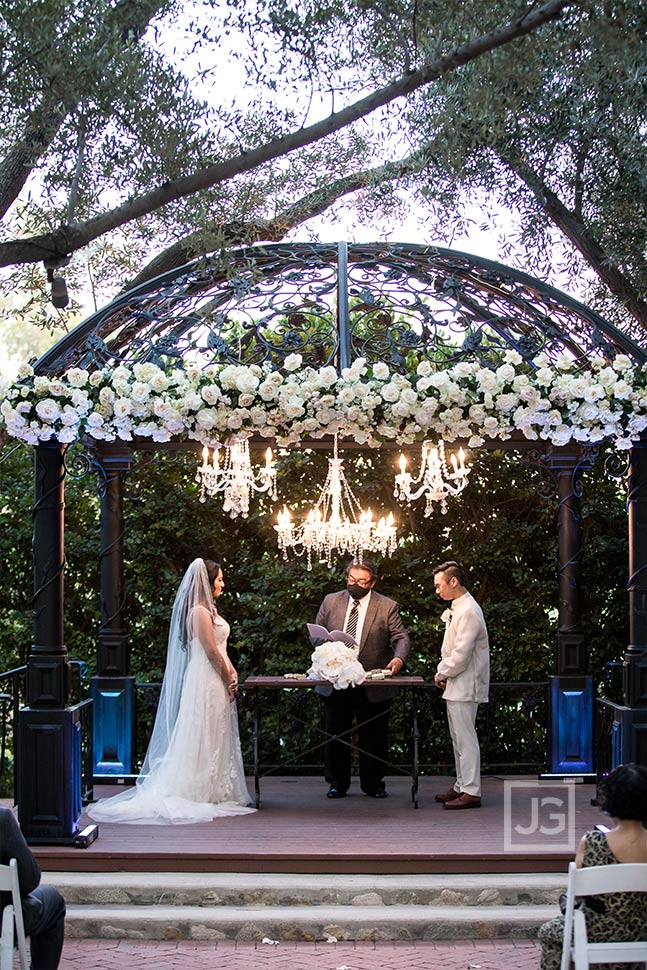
[314,560,410,799]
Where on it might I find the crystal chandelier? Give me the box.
[275,438,397,570]
[394,441,471,515]
[196,440,277,517]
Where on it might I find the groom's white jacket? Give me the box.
[437,591,489,703]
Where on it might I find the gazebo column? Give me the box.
[17,441,82,842]
[548,448,593,774]
[90,445,136,779]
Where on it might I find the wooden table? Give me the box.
[241,675,426,808]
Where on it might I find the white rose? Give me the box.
[87,412,105,428]
[453,361,474,379]
[495,363,516,384]
[131,382,150,402]
[201,386,221,405]
[381,383,400,403]
[17,363,34,379]
[400,387,418,405]
[338,387,356,405]
[476,370,499,393]
[60,406,80,426]
[416,360,432,377]
[196,409,218,430]
[113,399,132,419]
[250,407,268,426]
[372,362,390,381]
[284,354,303,372]
[317,366,338,388]
[67,368,89,387]
[551,426,573,446]
[612,380,632,400]
[535,368,554,388]
[149,372,170,392]
[259,381,279,401]
[613,354,632,372]
[235,371,260,394]
[503,350,523,366]
[496,393,518,413]
[35,399,60,422]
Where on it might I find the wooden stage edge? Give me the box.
[30,775,603,875]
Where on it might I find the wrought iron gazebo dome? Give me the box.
[34,242,647,377]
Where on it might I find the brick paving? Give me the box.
[55,939,541,969]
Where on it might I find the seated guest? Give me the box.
[537,762,647,970]
[0,807,66,969]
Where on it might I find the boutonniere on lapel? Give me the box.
[441,608,453,625]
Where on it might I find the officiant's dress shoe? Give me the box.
[434,787,460,804]
[326,786,347,799]
[363,785,388,798]
[443,792,481,810]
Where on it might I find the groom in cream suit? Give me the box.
[314,560,410,799]
[433,561,489,810]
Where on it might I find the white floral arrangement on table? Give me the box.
[307,641,367,690]
[2,350,647,450]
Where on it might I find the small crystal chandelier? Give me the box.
[394,441,471,515]
[275,438,397,570]
[196,440,277,517]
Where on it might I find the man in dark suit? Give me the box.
[314,560,410,799]
[0,808,66,969]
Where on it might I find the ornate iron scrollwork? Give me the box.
[33,243,646,378]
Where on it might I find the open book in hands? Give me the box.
[307,623,358,650]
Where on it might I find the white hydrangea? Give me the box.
[308,642,366,690]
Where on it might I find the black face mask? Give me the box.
[347,583,372,600]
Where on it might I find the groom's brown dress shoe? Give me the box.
[443,792,481,810]
[434,787,460,803]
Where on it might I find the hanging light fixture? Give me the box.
[275,437,397,570]
[196,439,277,517]
[394,441,471,516]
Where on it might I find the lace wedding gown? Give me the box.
[88,610,255,824]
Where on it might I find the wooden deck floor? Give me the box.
[32,775,603,874]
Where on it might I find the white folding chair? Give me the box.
[560,860,647,970]
[0,859,28,970]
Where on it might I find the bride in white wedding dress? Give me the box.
[88,558,256,824]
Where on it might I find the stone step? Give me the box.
[65,902,557,942]
[46,871,565,908]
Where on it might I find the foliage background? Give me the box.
[0,439,627,775]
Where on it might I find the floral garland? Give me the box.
[2,350,647,450]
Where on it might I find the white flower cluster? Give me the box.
[2,350,647,450]
[308,641,367,690]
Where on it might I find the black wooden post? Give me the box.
[548,447,593,774]
[90,445,136,780]
[17,441,83,842]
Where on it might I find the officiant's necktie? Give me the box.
[345,598,361,641]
